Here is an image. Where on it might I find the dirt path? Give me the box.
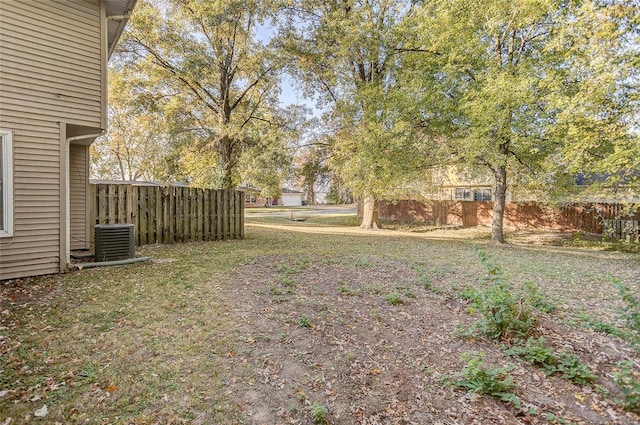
[212,254,639,425]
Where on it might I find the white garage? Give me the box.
[280,189,305,206]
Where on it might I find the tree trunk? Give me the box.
[218,135,234,189]
[360,194,380,230]
[491,165,507,243]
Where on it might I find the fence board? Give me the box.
[90,184,244,246]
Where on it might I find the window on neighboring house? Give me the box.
[0,129,14,237]
[455,188,473,201]
[474,188,492,202]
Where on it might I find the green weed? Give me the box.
[617,281,640,349]
[309,402,328,423]
[450,352,520,407]
[505,337,596,385]
[298,315,312,328]
[383,292,405,305]
[337,284,359,296]
[613,361,640,413]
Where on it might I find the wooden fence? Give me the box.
[90,184,244,246]
[373,199,640,238]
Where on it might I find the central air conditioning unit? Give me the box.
[94,224,135,262]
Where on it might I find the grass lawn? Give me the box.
[1,216,639,424]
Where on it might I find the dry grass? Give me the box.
[1,218,639,424]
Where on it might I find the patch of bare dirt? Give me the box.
[215,255,639,425]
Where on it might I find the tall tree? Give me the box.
[91,69,172,182]
[412,0,597,242]
[549,0,640,197]
[286,0,438,229]
[120,0,286,189]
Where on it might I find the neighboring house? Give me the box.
[237,186,264,208]
[0,0,137,281]
[237,186,307,207]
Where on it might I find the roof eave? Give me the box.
[106,0,138,59]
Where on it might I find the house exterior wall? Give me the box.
[69,144,89,250]
[0,0,105,280]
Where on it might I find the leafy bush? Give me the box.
[451,352,520,407]
[505,337,596,385]
[613,361,640,413]
[465,247,536,339]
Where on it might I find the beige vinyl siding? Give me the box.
[0,0,104,280]
[0,123,61,280]
[69,145,89,250]
[0,0,103,128]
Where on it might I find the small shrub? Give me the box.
[505,337,557,374]
[613,361,640,413]
[309,402,328,423]
[467,247,536,339]
[555,353,596,385]
[450,352,520,407]
[506,337,596,385]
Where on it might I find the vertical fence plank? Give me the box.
[108,184,116,224]
[98,184,107,225]
[216,190,222,240]
[204,189,210,241]
[188,188,195,241]
[117,185,125,224]
[90,184,96,246]
[240,191,245,239]
[131,186,139,245]
[197,188,204,241]
[169,186,175,243]
[233,191,241,239]
[222,189,229,240]
[183,187,190,242]
[155,186,162,243]
[147,186,157,244]
[139,186,148,245]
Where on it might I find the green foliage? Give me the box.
[505,337,596,386]
[466,247,536,339]
[617,281,640,349]
[337,284,359,296]
[522,281,556,314]
[120,0,298,189]
[451,352,520,407]
[555,353,596,386]
[613,361,640,413]
[309,402,329,424]
[298,315,312,328]
[383,292,405,305]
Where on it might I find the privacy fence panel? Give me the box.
[90,184,244,246]
[374,199,639,239]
